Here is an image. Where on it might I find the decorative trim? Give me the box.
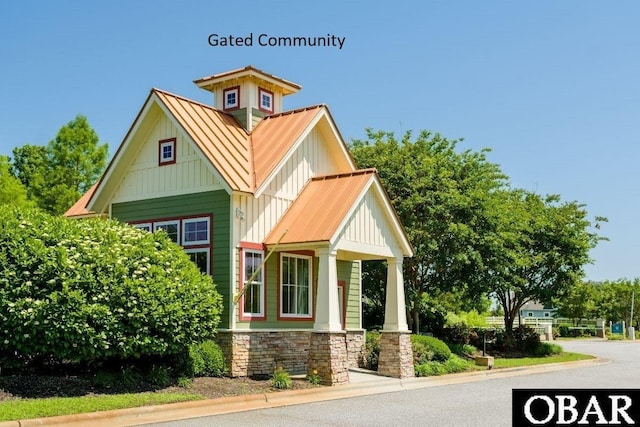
[158,138,176,166]
[223,86,240,111]
[338,279,346,330]
[239,242,267,321]
[258,87,274,113]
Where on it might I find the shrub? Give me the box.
[492,326,540,354]
[534,342,563,357]
[0,206,223,370]
[186,340,227,378]
[362,331,381,370]
[411,335,451,363]
[414,355,471,377]
[271,367,292,389]
[448,343,477,357]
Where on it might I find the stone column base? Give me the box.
[378,331,414,379]
[307,332,350,385]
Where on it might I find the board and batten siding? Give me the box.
[234,128,345,245]
[111,190,232,328]
[111,114,225,204]
[335,187,401,258]
[337,260,362,330]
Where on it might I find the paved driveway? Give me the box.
[147,339,640,427]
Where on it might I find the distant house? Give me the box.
[519,301,556,319]
[66,66,414,384]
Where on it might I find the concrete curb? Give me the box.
[0,357,607,427]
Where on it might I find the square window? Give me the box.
[154,220,180,244]
[258,88,274,113]
[132,223,151,232]
[223,86,240,111]
[182,217,210,245]
[186,248,210,275]
[159,138,176,165]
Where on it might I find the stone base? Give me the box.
[475,356,494,369]
[307,332,350,385]
[377,331,414,379]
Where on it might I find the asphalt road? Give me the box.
[148,339,640,427]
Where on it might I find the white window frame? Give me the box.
[242,249,265,318]
[185,247,210,275]
[153,220,180,244]
[132,222,152,232]
[159,138,176,165]
[279,253,312,319]
[258,88,274,113]
[182,217,210,245]
[223,86,239,110]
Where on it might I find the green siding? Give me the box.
[112,191,231,328]
[337,260,361,329]
[237,255,361,330]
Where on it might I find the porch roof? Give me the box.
[263,169,413,258]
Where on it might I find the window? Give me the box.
[159,138,176,165]
[132,223,151,232]
[183,217,210,245]
[242,249,264,317]
[154,220,180,243]
[544,312,550,318]
[223,86,240,110]
[258,88,274,113]
[280,254,312,318]
[185,248,210,275]
[527,312,534,317]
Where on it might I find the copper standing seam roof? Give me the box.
[250,105,324,190]
[64,183,98,217]
[263,169,378,245]
[154,89,253,193]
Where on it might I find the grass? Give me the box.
[0,392,203,422]
[492,352,594,369]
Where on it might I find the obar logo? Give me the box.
[513,389,639,426]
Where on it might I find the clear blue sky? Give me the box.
[1,1,638,281]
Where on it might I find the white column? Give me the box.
[314,247,342,331]
[383,257,409,332]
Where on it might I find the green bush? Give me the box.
[271,367,292,389]
[0,206,222,370]
[414,355,471,377]
[187,340,227,377]
[448,343,477,357]
[411,335,451,363]
[362,331,381,370]
[534,342,563,357]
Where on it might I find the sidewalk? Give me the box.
[0,358,607,427]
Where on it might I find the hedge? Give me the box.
[0,206,222,369]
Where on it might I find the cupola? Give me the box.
[194,66,302,131]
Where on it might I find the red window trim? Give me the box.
[158,138,176,166]
[258,87,274,114]
[239,242,267,321]
[277,250,315,322]
[223,86,240,111]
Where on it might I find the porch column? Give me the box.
[309,247,349,385]
[382,257,409,332]
[379,257,414,379]
[314,248,342,331]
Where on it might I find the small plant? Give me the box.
[147,365,172,387]
[187,340,227,378]
[534,342,563,357]
[362,331,381,370]
[270,367,292,390]
[307,368,321,385]
[177,377,193,388]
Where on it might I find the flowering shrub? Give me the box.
[0,206,222,369]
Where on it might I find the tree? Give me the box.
[554,280,598,325]
[593,279,640,328]
[11,115,108,214]
[351,129,507,333]
[0,155,33,208]
[488,190,604,334]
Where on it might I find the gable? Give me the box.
[111,113,225,204]
[334,182,409,259]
